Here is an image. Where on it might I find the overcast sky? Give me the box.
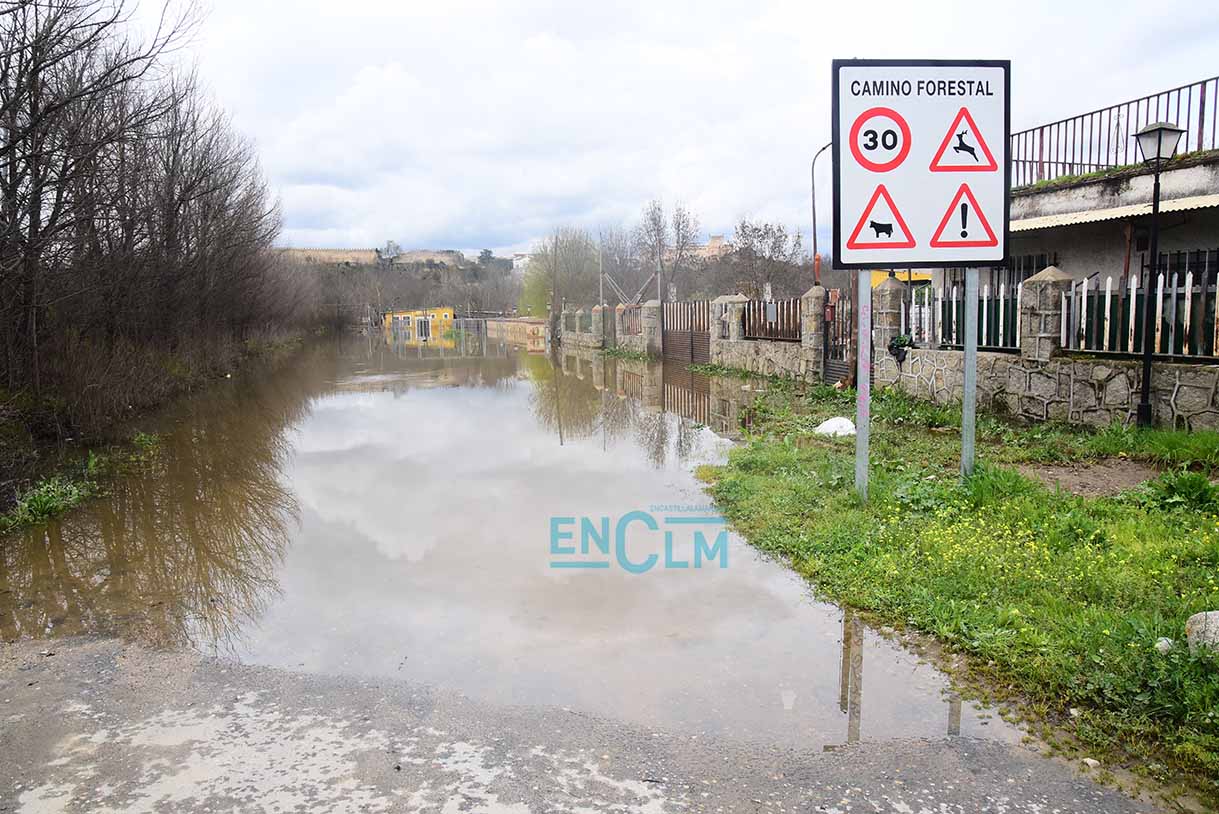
[174,0,1218,256]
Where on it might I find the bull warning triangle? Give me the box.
[929,183,998,248]
[929,107,998,172]
[846,184,916,250]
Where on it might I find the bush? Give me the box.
[1139,469,1219,512]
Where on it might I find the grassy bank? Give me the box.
[1,330,308,514]
[699,379,1219,805]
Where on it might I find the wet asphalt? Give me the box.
[1,637,1156,813]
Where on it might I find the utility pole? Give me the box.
[550,232,560,342]
[656,241,663,303]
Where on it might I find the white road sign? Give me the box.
[832,59,1010,268]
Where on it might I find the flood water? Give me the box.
[0,336,1021,749]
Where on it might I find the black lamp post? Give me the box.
[1134,121,1185,427]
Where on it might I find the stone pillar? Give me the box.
[591,305,605,349]
[724,299,747,341]
[1020,265,1072,362]
[642,299,662,357]
[872,276,904,351]
[801,285,827,380]
[711,294,747,363]
[614,303,626,341]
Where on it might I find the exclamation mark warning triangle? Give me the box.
[929,107,998,172]
[846,185,916,250]
[930,183,998,248]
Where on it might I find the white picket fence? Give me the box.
[906,282,1024,350]
[1061,264,1219,357]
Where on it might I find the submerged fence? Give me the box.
[1010,75,1218,187]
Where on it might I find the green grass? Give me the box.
[0,430,164,534]
[700,381,1219,805]
[0,475,94,530]
[601,346,651,362]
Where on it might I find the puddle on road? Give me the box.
[1,336,1022,749]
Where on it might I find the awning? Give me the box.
[1010,193,1219,232]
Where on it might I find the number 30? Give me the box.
[862,129,898,151]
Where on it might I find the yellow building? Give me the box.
[870,270,933,288]
[383,307,457,349]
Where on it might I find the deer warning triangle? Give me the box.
[846,184,916,250]
[930,183,998,248]
[929,107,998,172]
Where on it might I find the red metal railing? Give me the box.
[621,304,642,335]
[1011,76,1218,187]
[743,298,801,342]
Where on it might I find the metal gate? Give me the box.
[662,300,711,364]
[823,288,854,385]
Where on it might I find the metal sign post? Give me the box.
[855,269,871,500]
[830,59,1010,496]
[961,268,978,477]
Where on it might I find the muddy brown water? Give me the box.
[0,336,1021,748]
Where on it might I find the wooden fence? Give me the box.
[743,298,801,341]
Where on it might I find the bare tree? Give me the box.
[716,219,806,299]
[632,199,702,301]
[0,0,320,457]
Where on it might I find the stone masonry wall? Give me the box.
[711,339,821,380]
[875,349,1219,430]
[708,288,825,381]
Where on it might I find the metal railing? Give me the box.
[1011,75,1218,187]
[743,298,801,342]
[621,304,642,335]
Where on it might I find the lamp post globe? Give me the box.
[1135,122,1186,167]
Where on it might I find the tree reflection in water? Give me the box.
[0,346,336,651]
[526,348,728,469]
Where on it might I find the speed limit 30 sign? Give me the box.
[832,59,1010,269]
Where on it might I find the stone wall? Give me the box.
[708,289,825,381]
[559,307,604,350]
[872,267,1219,430]
[610,302,661,357]
[711,339,821,380]
[876,348,1219,430]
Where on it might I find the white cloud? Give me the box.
[163,0,1218,254]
